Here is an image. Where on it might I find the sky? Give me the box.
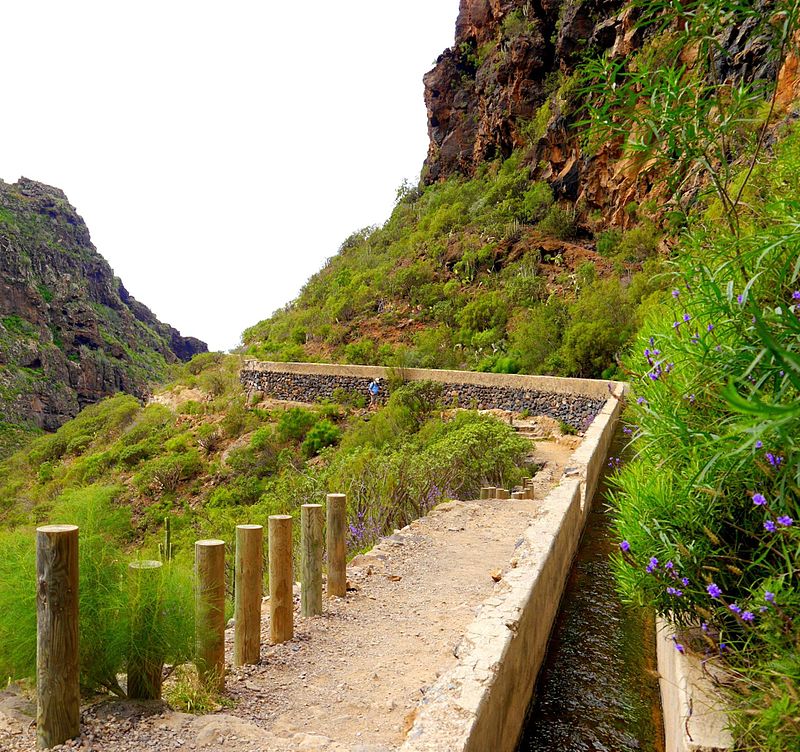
[2,1,458,351]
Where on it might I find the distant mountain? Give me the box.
[0,177,206,449]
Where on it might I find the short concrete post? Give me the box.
[512,491,525,500]
[36,524,80,750]
[479,487,492,500]
[487,487,497,499]
[128,560,165,699]
[301,504,323,617]
[326,493,347,598]
[496,489,510,500]
[234,525,263,666]
[269,515,294,644]
[195,539,226,690]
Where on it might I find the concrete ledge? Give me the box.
[399,391,623,752]
[242,360,627,399]
[656,618,733,752]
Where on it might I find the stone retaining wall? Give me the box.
[241,361,614,430]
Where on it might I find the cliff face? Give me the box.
[0,178,207,433]
[423,0,626,182]
[423,0,781,225]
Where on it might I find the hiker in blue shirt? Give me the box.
[368,378,381,409]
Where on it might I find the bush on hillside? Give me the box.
[609,128,800,748]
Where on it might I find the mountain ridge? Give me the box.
[0,176,207,450]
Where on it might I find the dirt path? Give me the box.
[0,440,571,752]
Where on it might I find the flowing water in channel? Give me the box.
[516,433,664,752]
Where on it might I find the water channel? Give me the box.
[516,432,664,752]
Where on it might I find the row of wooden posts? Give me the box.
[34,493,349,750]
[480,477,536,500]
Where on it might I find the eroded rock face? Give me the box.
[422,0,782,226]
[423,0,626,184]
[0,178,207,433]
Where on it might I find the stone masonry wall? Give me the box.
[241,363,608,431]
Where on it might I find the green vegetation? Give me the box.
[0,486,194,695]
[243,149,666,379]
[581,0,800,746]
[0,355,533,687]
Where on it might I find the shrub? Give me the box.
[615,221,660,262]
[608,125,800,749]
[536,204,576,239]
[0,486,194,693]
[520,182,554,223]
[274,407,316,443]
[135,451,202,496]
[456,292,509,333]
[301,419,342,457]
[595,228,622,256]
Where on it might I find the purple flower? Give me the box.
[764,591,775,603]
[764,520,776,532]
[674,642,685,654]
[777,515,793,527]
[760,605,768,613]
[766,452,784,467]
[665,560,674,570]
[737,294,744,304]
[646,556,658,573]
[707,583,722,598]
[755,440,763,449]
[637,397,647,405]
[672,289,680,298]
[683,313,691,322]
[681,577,689,586]
[666,587,683,597]
[672,321,680,329]
[741,611,755,622]
[619,540,630,552]
[729,603,742,614]
[719,643,728,652]
[752,493,766,506]
[707,323,714,332]
[793,291,800,300]
[701,621,709,633]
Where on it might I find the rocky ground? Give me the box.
[0,436,572,752]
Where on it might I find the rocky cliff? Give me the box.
[0,178,207,436]
[423,0,782,225]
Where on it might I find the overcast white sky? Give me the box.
[2,1,457,351]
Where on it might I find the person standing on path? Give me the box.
[368,377,381,409]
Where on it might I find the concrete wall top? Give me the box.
[242,360,628,400]
[399,392,623,752]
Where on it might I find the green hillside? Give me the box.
[243,150,666,378]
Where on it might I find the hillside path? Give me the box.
[0,438,572,752]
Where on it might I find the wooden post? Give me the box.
[326,493,347,598]
[512,491,525,500]
[128,560,164,699]
[36,524,80,750]
[234,525,263,666]
[268,515,294,644]
[480,487,491,500]
[487,486,497,499]
[301,504,323,617]
[496,488,510,500]
[195,539,226,690]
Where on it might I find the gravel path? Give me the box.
[0,440,571,752]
